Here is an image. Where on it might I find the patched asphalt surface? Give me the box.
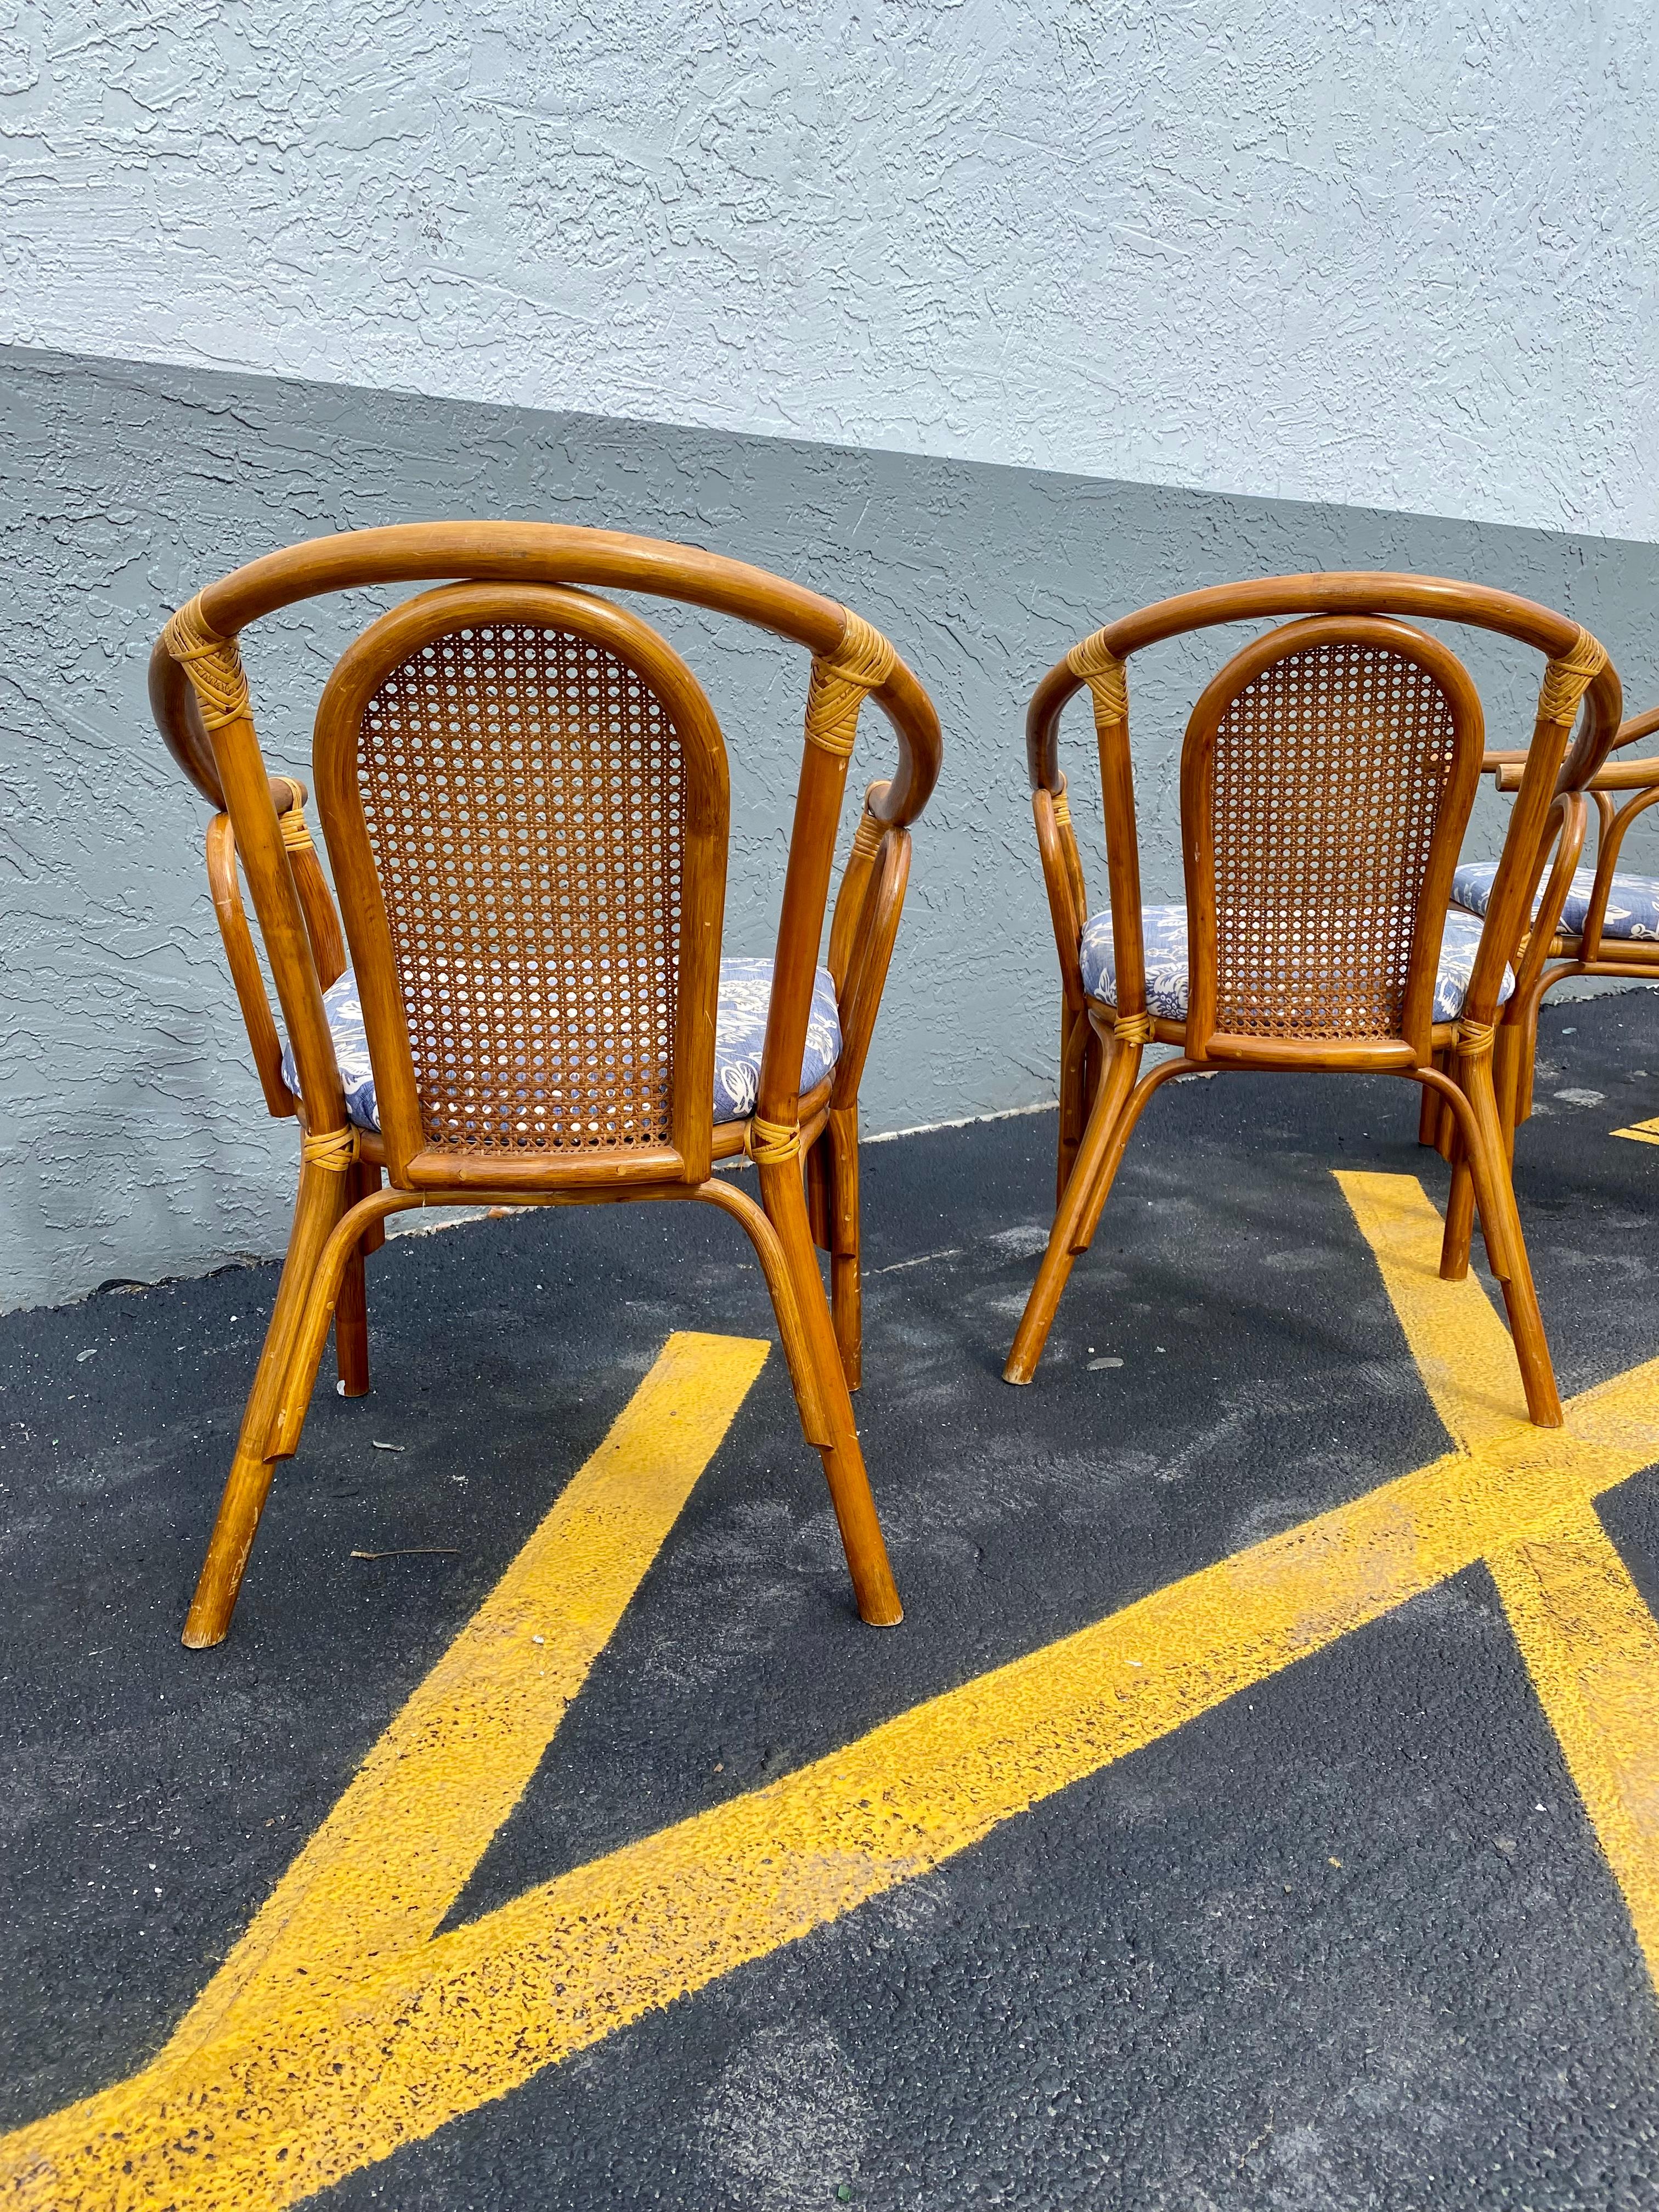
[4,991,1659,2209]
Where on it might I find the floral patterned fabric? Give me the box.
[1078,904,1514,1025]
[1451,860,1659,943]
[279,957,842,1131]
[712,956,842,1121]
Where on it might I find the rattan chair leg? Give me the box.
[1421,1067,1514,1288]
[1494,1020,1527,1161]
[1432,1053,1458,1161]
[1057,1003,1092,1200]
[1417,1077,1441,1148]
[1440,1150,1477,1281]
[181,1158,348,1649]
[697,1178,831,1446]
[1005,1040,1144,1385]
[805,1135,833,1251]
[826,1104,862,1391]
[758,1154,901,1627]
[1064,1051,1203,1258]
[334,1157,376,1397]
[335,1245,370,1397]
[1424,1075,1451,1159]
[1461,1057,1562,1427]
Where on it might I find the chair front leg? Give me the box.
[1423,1056,1561,1429]
[1057,1001,1093,1201]
[333,1160,377,1397]
[182,1153,351,1649]
[1439,1137,1478,1283]
[758,1150,901,1627]
[1460,1050,1561,1427]
[825,1104,862,1391]
[805,1134,833,1251]
[1006,1029,1146,1385]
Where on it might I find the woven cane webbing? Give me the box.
[1210,640,1459,1040]
[358,623,686,1154]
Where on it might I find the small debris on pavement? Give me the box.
[371,1440,407,1453]
[349,1547,459,1560]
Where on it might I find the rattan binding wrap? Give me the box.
[300,1125,359,1173]
[1067,632,1130,721]
[1457,1019,1497,1059]
[1537,627,1609,727]
[358,622,686,1156]
[161,594,252,731]
[803,611,896,760]
[745,1114,802,1165]
[1210,639,1460,1040]
[848,808,885,862]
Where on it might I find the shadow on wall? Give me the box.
[3,343,1657,1309]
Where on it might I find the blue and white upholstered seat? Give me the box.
[280,956,842,1131]
[1450,860,1659,944]
[1077,905,1514,1024]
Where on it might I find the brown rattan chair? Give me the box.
[1005,573,1622,1427]
[151,524,941,1647]
[1421,702,1659,1161]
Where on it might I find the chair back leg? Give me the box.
[1005,1031,1150,1384]
[332,1156,378,1397]
[182,1157,350,1647]
[757,1154,901,1625]
[826,1105,863,1391]
[334,1246,370,1397]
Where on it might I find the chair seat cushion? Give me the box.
[280,956,842,1132]
[1451,860,1659,943]
[1078,904,1513,1025]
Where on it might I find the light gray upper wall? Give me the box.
[2,2,1655,538]
[2,343,1657,1312]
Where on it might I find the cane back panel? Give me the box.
[1200,633,1470,1041]
[354,618,691,1156]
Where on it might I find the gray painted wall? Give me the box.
[4,1,1656,538]
[3,342,1657,1311]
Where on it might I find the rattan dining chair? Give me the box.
[152,523,941,1647]
[1421,700,1659,1165]
[1006,573,1621,1427]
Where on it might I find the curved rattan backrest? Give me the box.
[1026,573,1621,1056]
[151,523,943,1187]
[1181,617,1483,1057]
[313,583,727,1182]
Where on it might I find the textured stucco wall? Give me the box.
[1,2,1655,538]
[3,344,1657,1311]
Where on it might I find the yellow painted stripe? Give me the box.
[164,1329,770,2056]
[9,1181,1659,2210]
[1612,1118,1659,1147]
[11,1355,1659,2208]
[1334,1169,1529,1453]
[1340,1172,1659,1982]
[1488,1499,1659,1983]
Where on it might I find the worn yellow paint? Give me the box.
[1334,1169,1529,1452]
[1341,1166,1659,1984]
[1612,1116,1659,1148]
[5,1182,1659,2210]
[164,1328,769,2055]
[1489,1500,1659,1982]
